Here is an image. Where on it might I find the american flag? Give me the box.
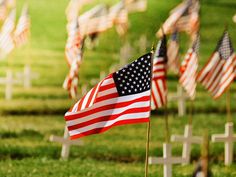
[167,31,180,74]
[65,0,80,22]
[124,0,147,13]
[79,4,109,36]
[197,31,236,99]
[106,2,128,36]
[64,53,152,139]
[65,0,92,22]
[0,8,15,59]
[64,18,84,99]
[63,39,84,99]
[151,35,168,110]
[65,18,83,66]
[14,5,30,47]
[156,0,199,37]
[1,8,15,33]
[179,35,199,99]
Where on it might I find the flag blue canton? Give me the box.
[113,53,152,96]
[217,31,234,60]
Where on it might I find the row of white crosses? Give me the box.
[0,65,39,100]
[149,122,236,177]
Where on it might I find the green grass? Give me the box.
[0,0,236,176]
[0,115,236,176]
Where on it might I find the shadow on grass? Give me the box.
[0,129,44,139]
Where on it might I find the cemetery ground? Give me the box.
[0,0,236,176]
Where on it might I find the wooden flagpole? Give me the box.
[226,88,232,123]
[201,130,210,177]
[188,100,194,125]
[223,24,232,123]
[145,121,151,177]
[160,26,170,143]
[144,45,155,177]
[164,96,170,143]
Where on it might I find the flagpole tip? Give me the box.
[151,43,155,54]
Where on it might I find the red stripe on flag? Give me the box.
[70,118,149,139]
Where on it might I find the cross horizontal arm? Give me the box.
[212,134,228,142]
[148,156,184,164]
[171,135,202,144]
[168,94,189,101]
[49,135,83,146]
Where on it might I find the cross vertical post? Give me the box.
[211,122,236,165]
[50,125,83,160]
[171,124,203,165]
[149,143,185,177]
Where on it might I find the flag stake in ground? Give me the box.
[192,130,211,177]
[144,47,154,177]
[171,34,202,165]
[148,33,184,177]
[226,89,232,123]
[199,30,236,166]
[161,26,170,143]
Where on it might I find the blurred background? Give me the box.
[0,0,236,176]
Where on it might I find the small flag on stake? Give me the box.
[64,53,152,139]
[157,0,200,37]
[0,8,15,59]
[167,31,180,74]
[64,18,84,99]
[197,30,236,99]
[151,35,168,110]
[14,4,30,47]
[65,19,83,67]
[179,34,199,99]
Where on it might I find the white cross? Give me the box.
[168,85,189,117]
[211,122,236,165]
[50,126,83,160]
[0,70,22,100]
[171,124,203,165]
[149,143,185,177]
[16,65,39,88]
[120,42,133,67]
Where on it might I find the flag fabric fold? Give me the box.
[157,0,200,37]
[0,8,15,59]
[179,34,199,99]
[151,35,168,110]
[65,19,83,67]
[14,4,30,47]
[64,18,84,99]
[65,53,152,139]
[167,31,180,74]
[65,0,93,22]
[197,31,236,99]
